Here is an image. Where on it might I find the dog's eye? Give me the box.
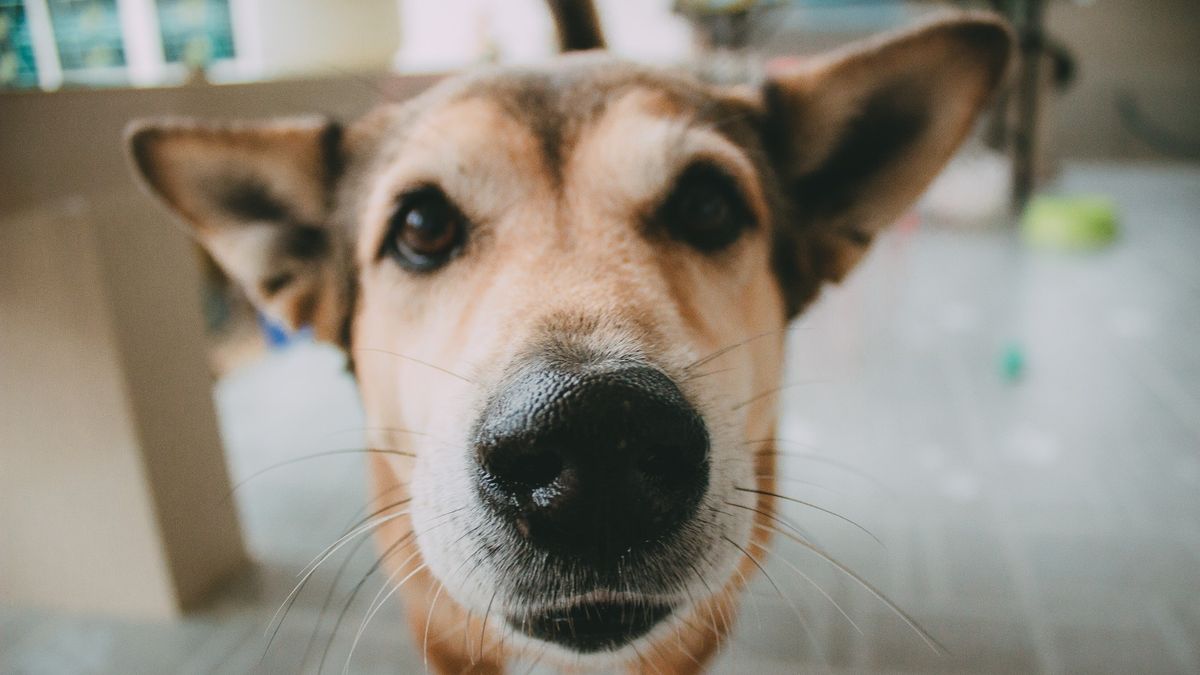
[383,188,465,272]
[660,163,752,252]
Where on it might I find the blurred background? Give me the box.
[1,1,1197,673]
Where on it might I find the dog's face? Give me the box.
[129,15,1009,670]
[348,70,791,657]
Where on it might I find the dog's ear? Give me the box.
[126,117,350,343]
[763,14,1012,313]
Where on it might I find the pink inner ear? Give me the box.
[766,56,807,74]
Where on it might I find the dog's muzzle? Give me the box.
[471,359,710,651]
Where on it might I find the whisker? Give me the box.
[463,608,474,664]
[457,539,502,666]
[331,498,414,544]
[670,584,709,666]
[287,506,465,662]
[744,437,818,450]
[357,545,427,633]
[340,507,474,673]
[756,538,864,637]
[479,588,499,664]
[295,495,413,670]
[696,509,739,634]
[683,327,789,373]
[744,440,892,493]
[725,455,869,495]
[723,535,821,660]
[724,500,863,635]
[648,635,685,671]
[422,581,445,674]
[680,365,738,383]
[349,481,410,520]
[750,522,947,655]
[681,516,734,653]
[297,531,375,673]
[730,380,824,412]
[721,499,813,546]
[299,502,464,584]
[354,347,477,385]
[296,508,416,581]
[265,509,414,650]
[413,523,493,660]
[344,560,429,674]
[630,641,665,675]
[494,608,513,667]
[753,474,845,495]
[317,535,415,674]
[520,641,551,675]
[726,539,763,633]
[670,621,693,666]
[326,506,475,667]
[473,609,511,671]
[323,425,429,440]
[734,486,882,546]
[685,560,725,640]
[229,447,415,497]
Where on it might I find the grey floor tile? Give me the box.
[865,612,1040,674]
[1052,622,1191,675]
[0,614,213,675]
[1019,532,1200,604]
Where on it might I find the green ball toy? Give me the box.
[1022,195,1119,250]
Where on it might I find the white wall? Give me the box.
[392,0,693,71]
[0,194,245,617]
[239,0,400,80]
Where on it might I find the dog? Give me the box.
[126,7,1011,673]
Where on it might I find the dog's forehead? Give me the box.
[351,57,759,185]
[448,59,728,174]
[341,57,770,265]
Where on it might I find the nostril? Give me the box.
[485,444,564,491]
[510,449,563,488]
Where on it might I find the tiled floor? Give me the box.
[2,164,1198,674]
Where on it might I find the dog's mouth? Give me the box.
[507,599,674,653]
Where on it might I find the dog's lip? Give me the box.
[507,597,674,653]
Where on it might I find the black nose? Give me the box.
[473,362,709,562]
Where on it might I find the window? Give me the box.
[1,0,239,89]
[47,0,126,81]
[156,0,234,66]
[0,1,38,87]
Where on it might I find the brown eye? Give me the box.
[659,163,753,252]
[383,188,466,272]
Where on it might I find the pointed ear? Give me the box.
[126,117,351,344]
[764,14,1013,310]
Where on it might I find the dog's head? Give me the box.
[128,14,1009,668]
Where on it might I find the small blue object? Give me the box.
[258,312,295,349]
[999,343,1025,382]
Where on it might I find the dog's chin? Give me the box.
[507,599,674,653]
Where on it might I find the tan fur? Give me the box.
[127,13,1011,673]
[351,90,787,671]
